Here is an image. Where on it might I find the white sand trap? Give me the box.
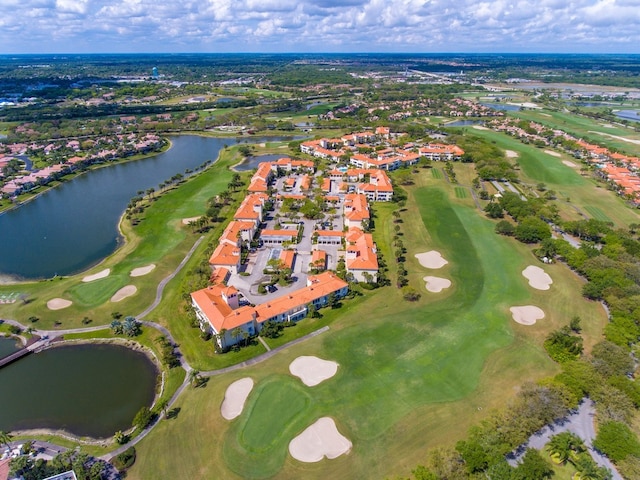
[82,268,110,282]
[562,160,578,168]
[473,125,489,131]
[182,216,201,225]
[289,417,352,463]
[505,150,519,158]
[522,265,553,290]
[130,264,156,277]
[544,150,562,158]
[423,276,452,293]
[289,356,339,387]
[47,298,73,310]
[510,306,545,326]
[111,285,137,302]
[415,251,448,269]
[221,378,254,420]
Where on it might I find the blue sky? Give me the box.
[1,0,639,54]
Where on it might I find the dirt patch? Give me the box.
[423,276,452,293]
[415,251,448,269]
[130,264,156,277]
[562,160,578,167]
[289,356,339,387]
[221,378,254,420]
[47,298,73,310]
[110,285,137,302]
[510,306,545,326]
[289,417,352,463]
[82,268,110,282]
[522,265,553,290]
[544,150,562,158]
[505,150,519,158]
[182,216,201,225]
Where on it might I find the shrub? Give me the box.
[593,421,640,462]
[112,447,136,470]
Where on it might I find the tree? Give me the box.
[484,201,504,219]
[132,406,154,430]
[0,430,13,450]
[495,220,516,236]
[546,432,584,464]
[514,448,553,479]
[514,217,552,243]
[593,421,640,462]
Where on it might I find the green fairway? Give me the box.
[224,377,312,478]
[584,205,613,223]
[455,186,469,198]
[67,275,126,306]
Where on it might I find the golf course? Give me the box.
[123,162,607,479]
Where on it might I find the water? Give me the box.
[0,343,158,438]
[480,102,522,111]
[614,110,640,123]
[234,154,284,171]
[0,135,297,280]
[446,120,484,127]
[0,336,20,359]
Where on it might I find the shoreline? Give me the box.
[9,336,164,446]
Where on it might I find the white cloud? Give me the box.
[1,0,640,53]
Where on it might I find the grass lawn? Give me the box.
[459,127,640,227]
[127,168,606,480]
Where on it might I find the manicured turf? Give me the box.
[128,173,607,479]
[224,376,312,478]
[67,275,126,306]
[584,205,613,223]
[455,186,469,198]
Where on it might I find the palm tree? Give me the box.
[547,432,583,464]
[189,369,201,387]
[0,430,13,451]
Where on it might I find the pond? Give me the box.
[0,135,298,280]
[234,154,284,172]
[614,110,640,123]
[0,336,21,359]
[0,343,158,438]
[480,102,522,111]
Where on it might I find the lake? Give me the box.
[0,343,158,438]
[0,135,296,280]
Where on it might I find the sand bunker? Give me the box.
[473,125,490,131]
[221,378,254,420]
[289,417,352,463]
[544,150,561,158]
[562,160,578,167]
[415,251,448,269]
[130,264,156,277]
[111,285,137,302]
[505,150,519,158]
[423,276,452,293]
[47,298,73,310]
[82,268,110,282]
[522,265,553,290]
[182,216,201,225]
[510,306,545,326]
[289,356,339,387]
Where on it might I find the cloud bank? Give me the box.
[2,0,639,53]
